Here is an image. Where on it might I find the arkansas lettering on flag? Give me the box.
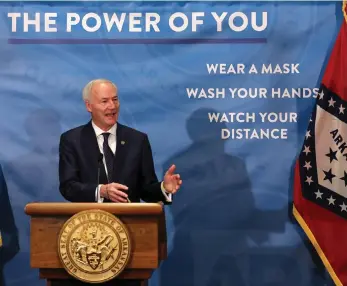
[293,2,347,286]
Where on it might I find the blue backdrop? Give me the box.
[0,1,343,285]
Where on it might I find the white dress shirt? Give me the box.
[91,121,171,203]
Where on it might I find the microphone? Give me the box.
[97,153,103,201]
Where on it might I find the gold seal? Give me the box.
[344,0,347,24]
[58,210,131,283]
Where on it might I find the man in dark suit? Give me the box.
[56,79,182,285]
[0,164,19,286]
[59,79,182,204]
[59,79,182,203]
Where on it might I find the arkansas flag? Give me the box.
[293,2,347,286]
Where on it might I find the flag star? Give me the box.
[305,131,311,140]
[340,202,347,212]
[339,104,345,114]
[303,161,312,170]
[314,190,323,199]
[305,176,313,185]
[327,196,336,205]
[340,171,347,187]
[309,118,313,122]
[323,168,336,184]
[303,145,311,155]
[325,148,338,163]
[318,91,324,100]
[328,97,336,107]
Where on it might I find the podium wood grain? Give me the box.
[25,203,166,285]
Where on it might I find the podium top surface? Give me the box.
[25,202,164,216]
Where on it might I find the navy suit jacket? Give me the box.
[59,121,168,203]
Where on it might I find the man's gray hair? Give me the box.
[82,79,118,102]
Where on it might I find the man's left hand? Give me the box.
[163,164,182,194]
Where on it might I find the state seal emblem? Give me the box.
[58,209,131,283]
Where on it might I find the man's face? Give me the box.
[85,82,120,131]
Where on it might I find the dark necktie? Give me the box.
[102,132,114,182]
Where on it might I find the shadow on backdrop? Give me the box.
[158,108,320,286]
[0,164,19,286]
[5,108,63,201]
[3,108,63,286]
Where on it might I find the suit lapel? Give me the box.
[81,121,108,184]
[113,123,128,184]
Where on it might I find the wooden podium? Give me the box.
[25,202,167,285]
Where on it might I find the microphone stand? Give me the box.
[97,153,103,202]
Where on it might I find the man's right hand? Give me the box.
[100,183,129,203]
